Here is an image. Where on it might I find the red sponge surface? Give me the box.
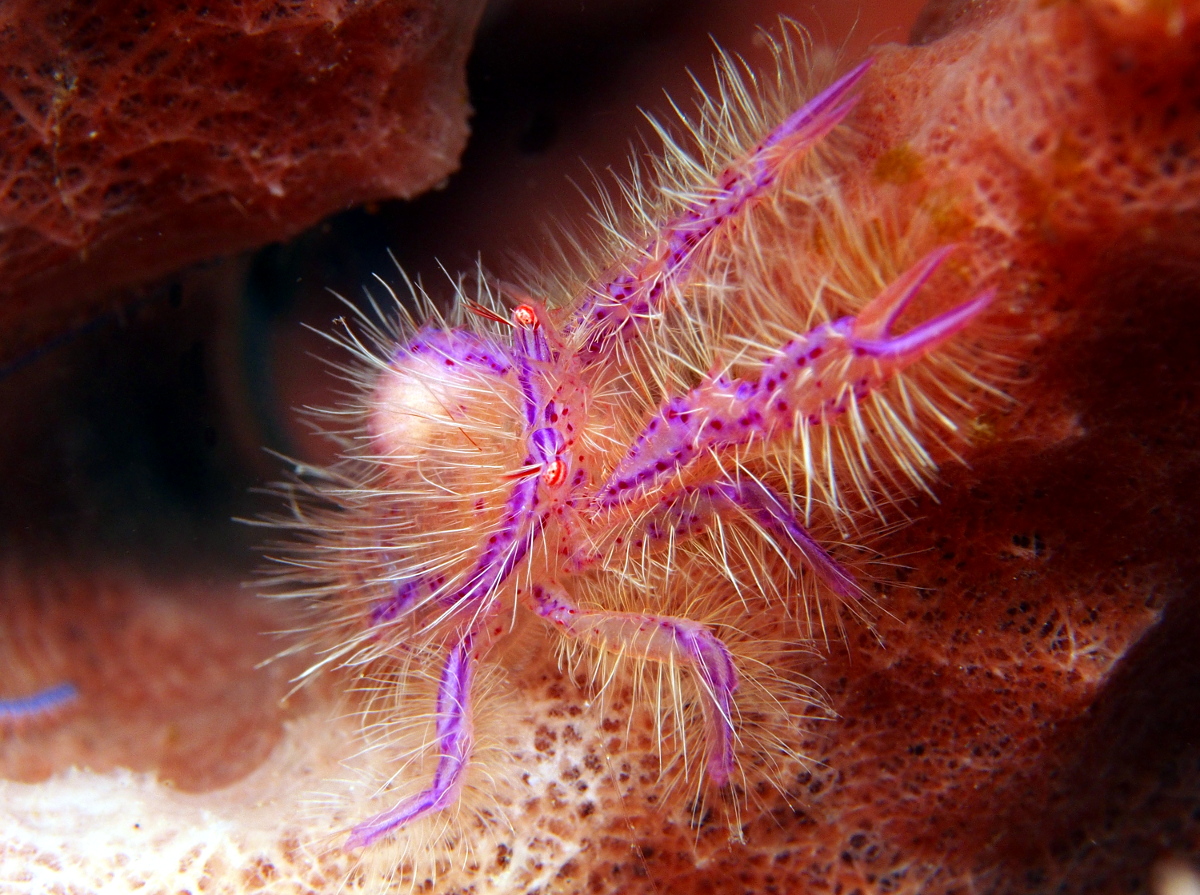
[0,0,483,364]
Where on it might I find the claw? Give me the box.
[849,246,994,362]
[852,245,958,340]
[851,289,995,361]
[762,58,873,156]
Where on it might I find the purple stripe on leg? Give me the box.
[454,475,539,607]
[676,623,739,784]
[721,479,860,600]
[369,470,541,629]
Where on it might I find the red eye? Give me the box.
[513,305,539,329]
[543,457,568,487]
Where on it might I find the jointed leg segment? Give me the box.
[525,582,739,784]
[596,247,994,507]
[571,60,874,350]
[719,477,860,599]
[346,636,477,849]
[577,476,860,600]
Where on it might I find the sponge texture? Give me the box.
[0,0,484,366]
[2,0,1200,892]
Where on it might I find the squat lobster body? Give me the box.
[268,35,998,852]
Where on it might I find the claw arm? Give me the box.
[595,248,994,506]
[572,60,873,349]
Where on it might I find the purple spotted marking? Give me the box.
[515,351,540,428]
[515,319,551,363]
[456,475,541,608]
[401,329,513,377]
[529,426,564,463]
[371,578,425,627]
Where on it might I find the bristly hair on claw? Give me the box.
[255,18,1007,864]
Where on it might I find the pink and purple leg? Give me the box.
[352,412,550,846]
[596,249,995,506]
[345,636,476,850]
[720,478,860,599]
[571,60,873,349]
[525,583,739,784]
[370,471,542,626]
[581,478,859,599]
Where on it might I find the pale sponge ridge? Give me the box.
[1,714,358,895]
[0,646,716,895]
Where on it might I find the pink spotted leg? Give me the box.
[525,583,739,783]
[571,59,873,350]
[595,247,995,526]
[345,636,476,850]
[576,477,860,600]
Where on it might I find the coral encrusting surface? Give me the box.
[2,0,1200,892]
